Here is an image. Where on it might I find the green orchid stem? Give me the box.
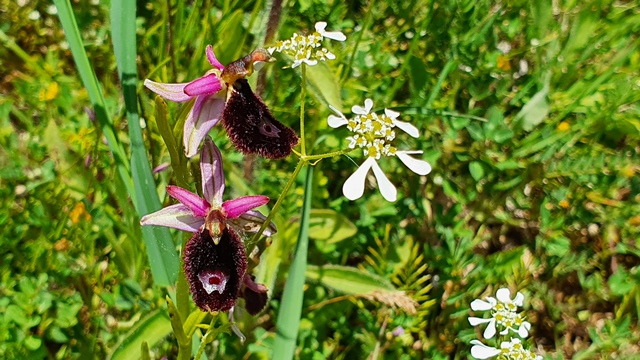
[251,160,304,244]
[302,149,352,162]
[250,147,353,243]
[299,64,307,156]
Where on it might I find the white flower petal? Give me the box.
[470,341,501,359]
[322,30,346,41]
[496,288,512,303]
[352,98,374,115]
[314,21,328,33]
[483,319,497,339]
[342,157,376,200]
[314,21,347,41]
[328,114,348,128]
[470,298,495,311]
[396,151,432,175]
[370,159,397,201]
[392,119,420,138]
[384,108,400,120]
[302,58,318,66]
[468,317,492,326]
[513,291,525,306]
[518,322,531,338]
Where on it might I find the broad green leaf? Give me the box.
[514,86,550,132]
[290,209,357,244]
[546,235,571,257]
[408,55,428,95]
[466,122,484,141]
[306,61,342,110]
[609,270,636,296]
[469,161,485,181]
[215,10,245,64]
[492,176,523,191]
[108,310,171,360]
[305,265,395,294]
[492,128,514,143]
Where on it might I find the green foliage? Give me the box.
[1,0,639,358]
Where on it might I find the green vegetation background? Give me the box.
[1,0,639,358]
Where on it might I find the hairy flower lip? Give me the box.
[184,228,246,313]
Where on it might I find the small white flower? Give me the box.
[270,21,346,68]
[468,288,531,339]
[470,338,541,360]
[470,340,501,359]
[328,99,431,202]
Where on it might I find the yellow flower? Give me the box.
[70,202,91,224]
[39,82,59,101]
[559,199,570,209]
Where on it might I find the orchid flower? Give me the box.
[140,137,276,315]
[144,45,226,158]
[145,46,297,159]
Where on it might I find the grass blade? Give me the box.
[272,165,313,360]
[110,0,178,285]
[108,310,171,360]
[53,0,132,195]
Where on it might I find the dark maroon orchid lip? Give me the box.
[183,228,247,313]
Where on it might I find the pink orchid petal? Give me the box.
[222,195,270,219]
[200,137,225,207]
[183,95,225,158]
[184,74,223,96]
[143,79,191,102]
[228,210,277,237]
[166,185,209,217]
[206,45,225,71]
[140,204,204,232]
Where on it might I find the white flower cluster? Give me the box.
[268,22,346,68]
[470,338,542,360]
[328,99,431,202]
[468,288,541,360]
